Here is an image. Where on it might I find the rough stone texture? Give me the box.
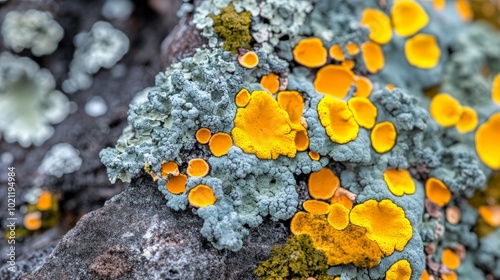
[22,176,288,280]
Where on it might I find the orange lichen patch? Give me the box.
[385,259,412,280]
[308,167,339,200]
[425,177,452,207]
[238,51,259,69]
[303,200,331,215]
[308,151,320,161]
[36,191,53,211]
[430,0,445,11]
[386,84,395,91]
[329,44,345,61]
[166,174,187,194]
[161,161,179,178]
[295,130,309,151]
[232,90,298,159]
[360,8,392,44]
[456,106,478,133]
[492,73,500,105]
[209,132,233,157]
[442,248,461,270]
[235,88,251,107]
[317,96,359,144]
[346,42,360,55]
[24,212,42,231]
[370,121,397,153]
[441,271,457,280]
[391,0,429,37]
[293,37,327,68]
[429,93,463,127]
[314,65,355,98]
[347,97,377,129]
[446,206,461,224]
[354,76,373,98]
[187,158,210,177]
[350,199,413,255]
[330,187,357,210]
[290,211,384,267]
[195,127,211,144]
[405,34,441,69]
[478,205,500,227]
[361,41,385,73]
[456,0,473,21]
[327,203,350,230]
[188,184,216,208]
[341,60,355,70]
[475,113,500,169]
[277,90,304,125]
[383,169,416,196]
[260,73,280,94]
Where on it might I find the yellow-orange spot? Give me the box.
[492,73,500,105]
[360,8,392,44]
[371,121,397,153]
[260,73,279,94]
[346,42,360,55]
[341,60,355,70]
[430,0,445,11]
[442,271,457,280]
[166,174,187,194]
[421,270,430,280]
[309,151,320,161]
[24,212,42,231]
[446,206,461,224]
[308,167,339,200]
[329,44,345,61]
[476,113,500,169]
[383,169,416,196]
[295,130,309,151]
[391,0,429,37]
[354,76,373,98]
[318,96,359,144]
[235,88,251,107]
[303,200,331,215]
[347,97,378,129]
[187,158,209,177]
[196,128,211,144]
[385,259,412,280]
[425,177,452,207]
[238,51,259,69]
[277,90,304,124]
[314,65,355,98]
[405,34,441,69]
[456,0,473,21]
[188,184,216,207]
[209,132,232,157]
[36,191,53,211]
[386,84,395,91]
[478,205,500,227]
[442,248,461,270]
[429,93,463,127]
[456,106,478,133]
[161,161,179,178]
[330,187,356,210]
[293,37,327,68]
[327,203,350,230]
[361,41,385,73]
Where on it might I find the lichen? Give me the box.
[209,4,252,54]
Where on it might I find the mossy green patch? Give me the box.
[209,4,252,53]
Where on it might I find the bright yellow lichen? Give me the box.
[349,199,413,255]
[475,113,500,169]
[295,130,309,151]
[429,93,463,127]
[386,84,395,91]
[456,106,478,133]
[303,200,331,215]
[493,74,500,105]
[238,51,259,69]
[430,0,445,11]
[24,212,42,231]
[187,158,210,177]
[341,60,355,70]
[232,90,298,159]
[347,97,377,129]
[314,65,355,98]
[405,34,441,69]
[188,184,216,208]
[456,0,473,21]
[478,205,500,227]
[195,127,211,144]
[383,169,416,196]
[346,42,360,55]
[161,161,179,178]
[36,190,53,211]
[260,73,280,94]
[442,248,461,270]
[327,203,350,230]
[329,44,345,61]
[235,88,251,107]
[354,76,373,98]
[425,177,451,207]
[293,37,327,68]
[277,90,304,125]
[385,259,412,280]
[421,269,430,280]
[167,174,187,194]
[360,8,392,44]
[308,151,320,161]
[318,96,359,144]
[361,41,385,73]
[441,271,457,280]
[209,132,233,157]
[391,0,429,37]
[308,167,339,200]
[370,121,397,153]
